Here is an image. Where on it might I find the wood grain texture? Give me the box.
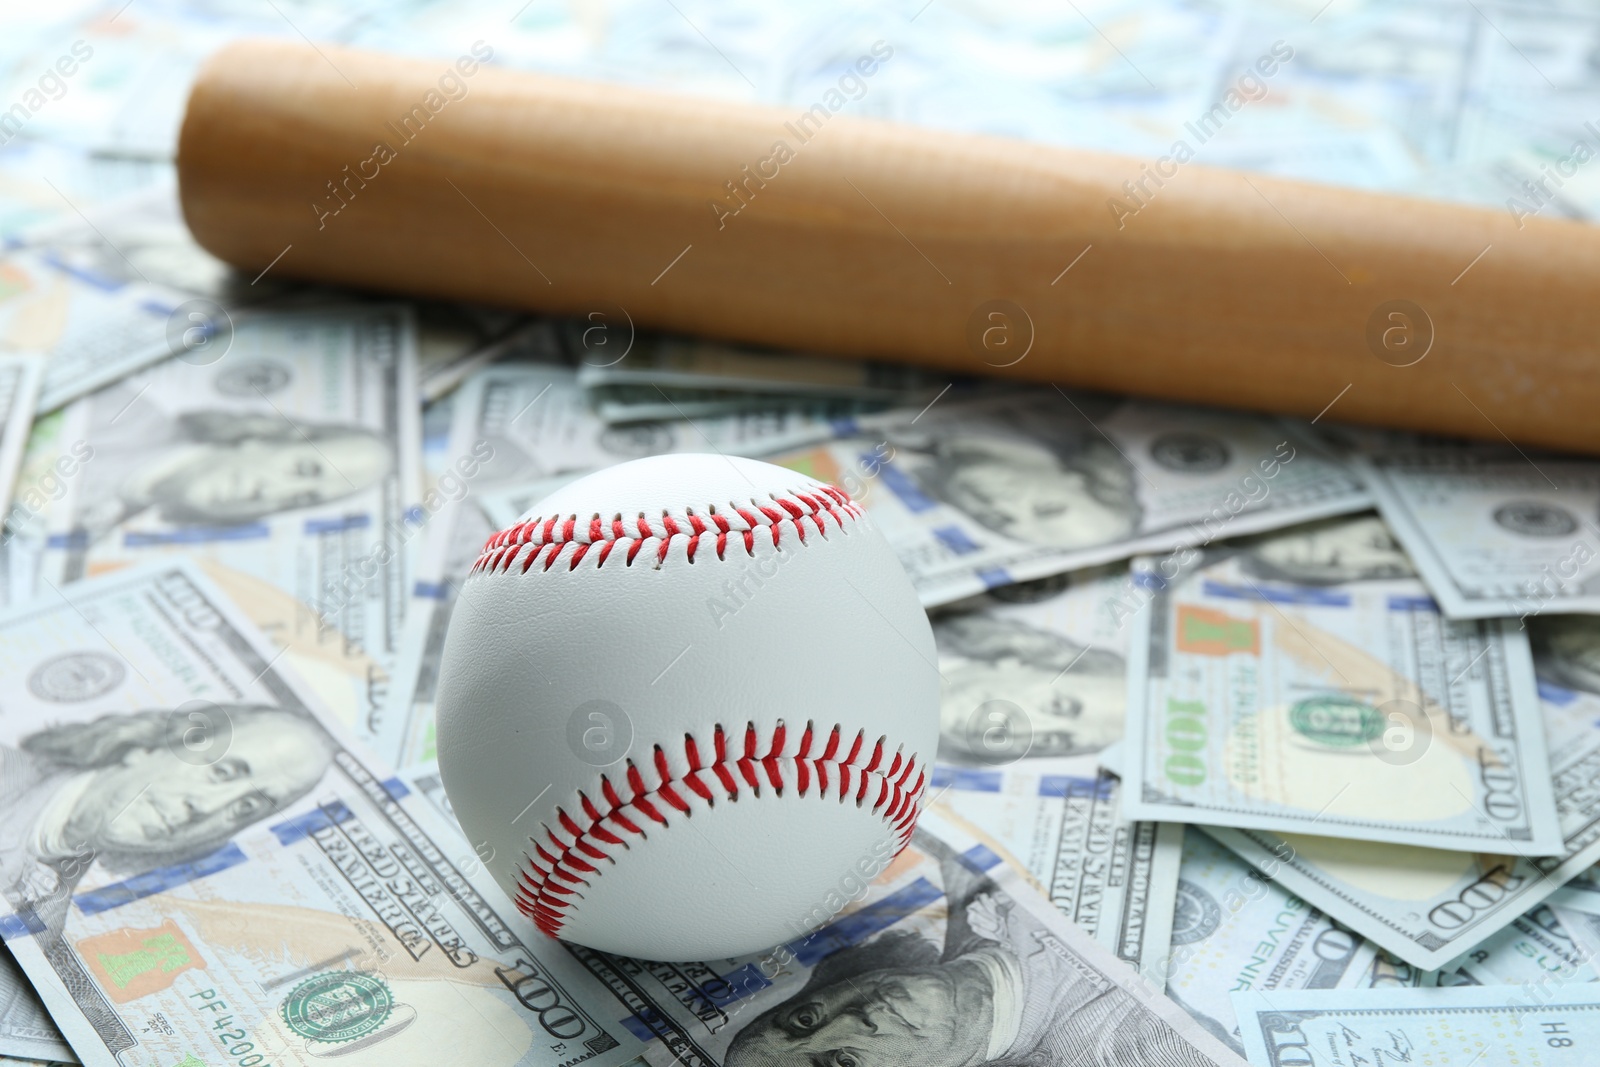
[178,39,1600,451]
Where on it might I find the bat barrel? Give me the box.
[177,39,1600,452]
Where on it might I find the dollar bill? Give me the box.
[1162,829,1376,1057]
[1537,614,1600,920]
[380,362,863,766]
[1098,737,1128,775]
[1549,903,1600,976]
[1232,984,1600,1067]
[0,408,83,610]
[582,806,1245,1066]
[1123,514,1562,854]
[383,491,496,769]
[0,354,43,515]
[415,313,546,404]
[586,383,895,427]
[15,181,537,409]
[584,382,761,424]
[403,775,1244,1065]
[571,329,950,402]
[1364,901,1600,988]
[0,559,651,1067]
[1360,448,1600,619]
[1450,903,1599,986]
[769,391,1369,607]
[1202,612,1600,971]
[0,180,255,414]
[479,477,589,530]
[0,249,185,415]
[930,756,1183,988]
[0,942,74,1062]
[930,564,1132,765]
[9,185,241,303]
[1550,864,1600,915]
[39,306,422,741]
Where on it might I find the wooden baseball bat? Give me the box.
[178,39,1600,452]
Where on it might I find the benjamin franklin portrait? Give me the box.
[896,427,1140,551]
[1235,514,1416,586]
[726,832,1216,1066]
[0,704,334,938]
[934,613,1126,763]
[79,381,390,535]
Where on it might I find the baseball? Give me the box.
[434,453,939,960]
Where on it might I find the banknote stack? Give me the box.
[6,1,1600,1066]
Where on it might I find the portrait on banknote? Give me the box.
[724,831,1220,1066]
[0,702,334,938]
[793,392,1367,607]
[934,612,1125,762]
[1232,514,1416,585]
[894,429,1140,551]
[0,564,646,1067]
[68,384,390,536]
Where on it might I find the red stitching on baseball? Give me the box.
[469,484,864,577]
[509,719,927,940]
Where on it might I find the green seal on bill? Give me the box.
[1289,695,1384,747]
[280,971,394,1044]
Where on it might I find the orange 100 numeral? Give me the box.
[1165,698,1206,786]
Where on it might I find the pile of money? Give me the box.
[6,2,1600,1066]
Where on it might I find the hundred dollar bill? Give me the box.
[571,329,949,403]
[381,362,861,766]
[0,942,74,1062]
[480,477,589,530]
[1123,514,1562,854]
[931,756,1183,988]
[1163,830,1375,1057]
[1232,984,1600,1067]
[40,306,422,742]
[9,185,241,303]
[586,383,894,427]
[0,249,187,414]
[550,805,1244,1067]
[930,564,1133,765]
[1,181,244,411]
[415,314,546,404]
[1548,903,1600,976]
[0,559,648,1067]
[1550,865,1600,915]
[1449,903,1599,986]
[769,391,1369,606]
[401,779,1242,1065]
[16,181,536,409]
[1203,612,1600,970]
[0,408,87,610]
[0,354,43,516]
[1097,737,1128,775]
[1364,902,1600,989]
[1544,621,1600,915]
[1361,448,1600,619]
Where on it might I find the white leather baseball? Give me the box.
[434,453,938,961]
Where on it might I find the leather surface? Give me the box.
[435,453,939,961]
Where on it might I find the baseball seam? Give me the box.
[512,719,927,940]
[469,483,864,576]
